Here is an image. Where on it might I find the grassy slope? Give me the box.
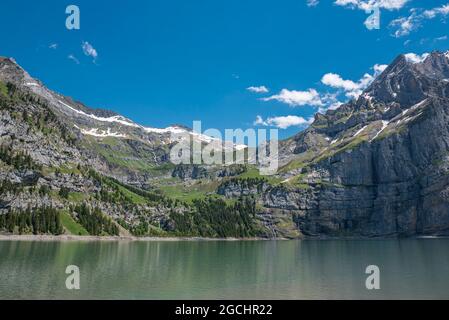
[0,81,7,97]
[60,211,89,235]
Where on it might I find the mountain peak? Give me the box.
[0,56,39,89]
[362,50,449,107]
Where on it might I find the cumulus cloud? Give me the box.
[256,62,387,127]
[334,0,409,11]
[321,64,386,99]
[321,73,360,91]
[259,63,386,112]
[261,89,323,107]
[254,115,265,126]
[328,102,344,110]
[373,64,388,73]
[254,115,312,129]
[390,10,420,37]
[68,54,80,65]
[247,86,269,93]
[335,1,409,31]
[307,0,319,7]
[404,52,429,64]
[390,4,449,37]
[82,41,98,61]
[423,4,449,19]
[435,35,448,42]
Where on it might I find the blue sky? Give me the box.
[1,0,448,139]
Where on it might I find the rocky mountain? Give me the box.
[1,51,449,238]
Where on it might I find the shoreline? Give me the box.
[0,234,447,242]
[0,234,277,242]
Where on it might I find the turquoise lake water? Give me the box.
[0,239,448,299]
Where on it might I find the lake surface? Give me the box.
[0,239,448,299]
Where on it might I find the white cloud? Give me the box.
[320,93,343,111]
[258,62,386,114]
[321,73,360,91]
[373,64,388,73]
[247,86,269,93]
[68,54,80,64]
[262,88,323,107]
[307,0,319,7]
[435,35,448,42]
[321,64,385,99]
[49,43,58,49]
[328,102,344,110]
[254,115,312,129]
[254,115,266,126]
[82,41,98,61]
[334,0,409,11]
[404,52,429,64]
[390,4,449,37]
[390,11,420,37]
[423,4,449,19]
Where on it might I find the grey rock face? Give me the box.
[3,51,449,238]
[266,52,449,237]
[217,178,269,198]
[172,164,210,180]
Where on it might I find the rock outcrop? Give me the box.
[2,52,449,238]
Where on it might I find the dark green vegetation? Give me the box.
[60,211,89,236]
[0,82,76,146]
[0,206,63,235]
[4,52,449,239]
[1,75,266,239]
[0,145,42,171]
[71,203,119,236]
[170,197,258,237]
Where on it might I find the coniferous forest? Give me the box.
[72,203,120,236]
[170,197,258,238]
[0,206,63,235]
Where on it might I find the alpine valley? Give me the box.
[2,51,449,239]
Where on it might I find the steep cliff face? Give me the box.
[253,52,449,237]
[0,57,259,237]
[2,52,449,238]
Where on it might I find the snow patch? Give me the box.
[75,126,127,138]
[353,125,368,138]
[281,177,293,184]
[143,126,187,135]
[61,100,203,136]
[25,82,39,87]
[402,116,413,123]
[409,98,428,112]
[61,100,247,150]
[361,93,373,101]
[370,121,389,142]
[59,100,140,128]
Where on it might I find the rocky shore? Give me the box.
[0,234,273,242]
